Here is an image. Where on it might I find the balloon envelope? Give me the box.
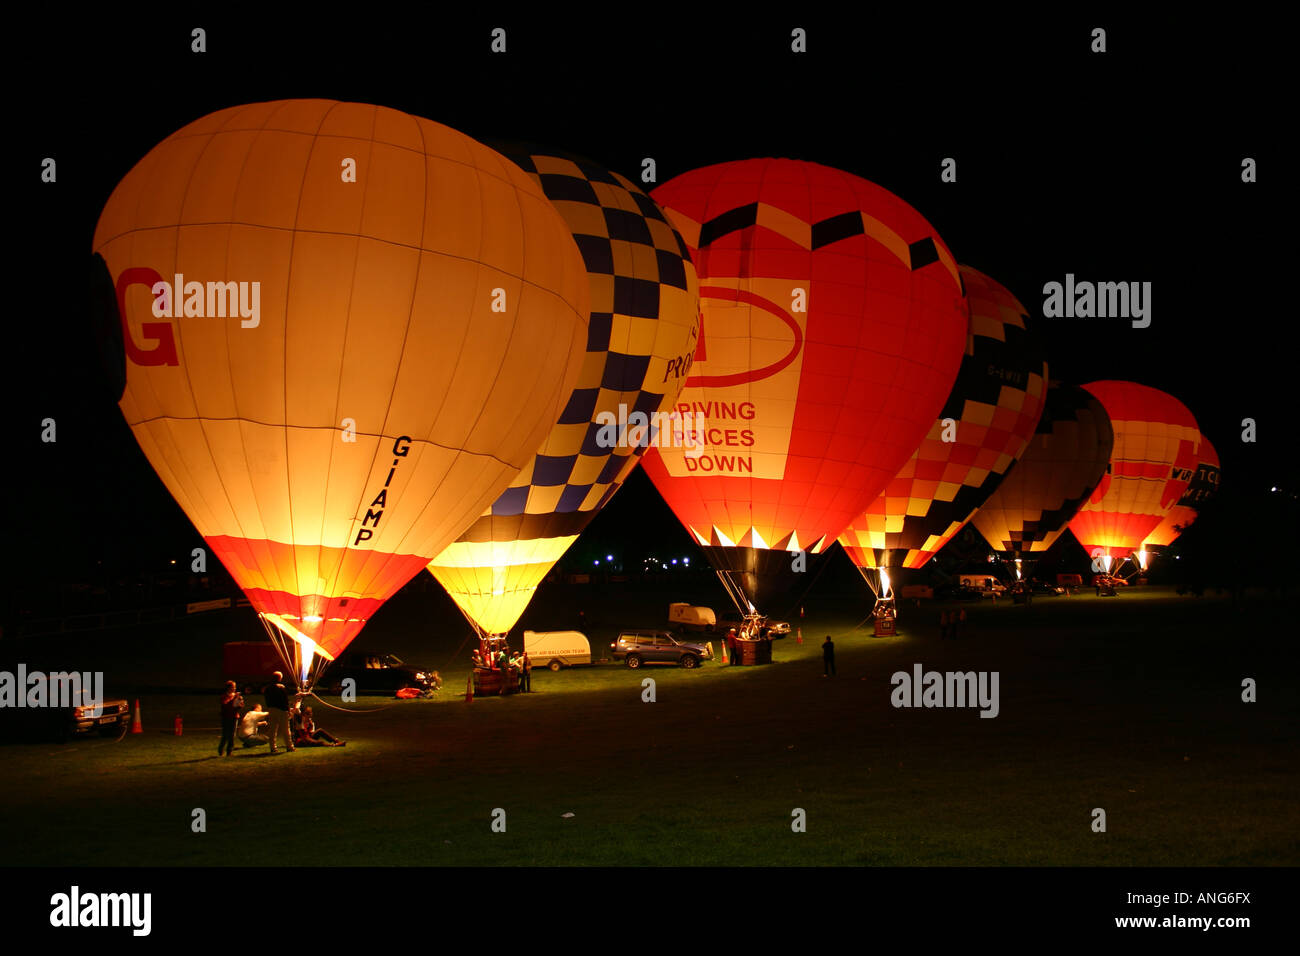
[427,149,700,635]
[639,159,968,606]
[839,266,1048,571]
[1144,436,1220,548]
[1067,381,1200,557]
[92,100,590,662]
[969,381,1115,555]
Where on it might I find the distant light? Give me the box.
[606,555,613,561]
[1272,486,1278,492]
[671,559,678,565]
[170,560,176,565]
[683,558,689,565]
[593,560,599,566]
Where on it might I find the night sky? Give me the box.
[8,11,1289,613]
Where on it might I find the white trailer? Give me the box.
[523,630,592,670]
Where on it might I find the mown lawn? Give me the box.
[1,586,1295,866]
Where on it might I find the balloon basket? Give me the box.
[472,667,520,696]
[731,639,773,666]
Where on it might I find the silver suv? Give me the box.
[611,631,713,669]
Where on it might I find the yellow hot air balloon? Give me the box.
[427,149,700,637]
[92,100,589,687]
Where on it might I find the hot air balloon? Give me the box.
[640,159,968,618]
[1067,381,1200,575]
[426,148,700,640]
[1140,435,1220,563]
[838,266,1048,602]
[968,381,1115,578]
[91,100,590,690]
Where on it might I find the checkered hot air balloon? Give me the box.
[92,101,591,688]
[1143,436,1220,550]
[839,266,1048,579]
[640,159,968,612]
[1067,381,1201,567]
[969,381,1116,557]
[426,149,700,636]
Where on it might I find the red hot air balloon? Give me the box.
[839,265,1048,592]
[1068,381,1200,572]
[1142,435,1221,558]
[640,159,968,612]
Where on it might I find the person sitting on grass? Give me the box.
[236,703,270,748]
[295,706,345,747]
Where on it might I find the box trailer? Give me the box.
[223,642,284,690]
[523,631,592,671]
[668,603,716,632]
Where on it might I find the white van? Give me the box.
[523,630,592,670]
[668,603,716,632]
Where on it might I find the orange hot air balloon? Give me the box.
[1143,436,1220,550]
[969,381,1115,557]
[92,100,589,687]
[839,266,1048,584]
[641,159,968,611]
[1067,381,1200,570]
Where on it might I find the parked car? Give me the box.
[317,653,439,695]
[611,631,713,669]
[958,574,1006,596]
[1027,579,1066,596]
[0,679,131,742]
[935,583,983,602]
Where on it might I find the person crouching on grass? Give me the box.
[237,703,270,748]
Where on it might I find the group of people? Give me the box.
[217,671,346,756]
[939,609,967,639]
[470,643,533,693]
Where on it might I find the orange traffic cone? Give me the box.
[720,643,729,664]
[465,673,474,703]
[131,699,143,734]
[796,627,803,645]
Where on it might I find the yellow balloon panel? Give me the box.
[93,100,590,659]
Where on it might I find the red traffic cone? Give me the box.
[796,627,803,645]
[720,643,729,664]
[465,673,474,703]
[173,714,183,736]
[131,699,143,734]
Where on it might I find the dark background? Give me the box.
[6,10,1291,625]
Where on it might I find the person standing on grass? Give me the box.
[822,635,836,677]
[726,627,738,665]
[520,652,532,693]
[263,671,295,754]
[218,680,239,757]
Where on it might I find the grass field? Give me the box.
[1,584,1296,866]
